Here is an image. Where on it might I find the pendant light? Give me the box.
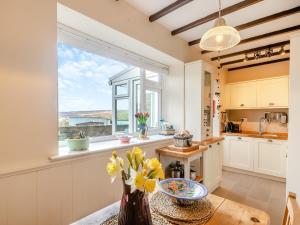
[200,0,241,52]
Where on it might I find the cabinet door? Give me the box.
[203,145,214,192]
[226,137,254,171]
[214,142,222,183]
[204,142,222,192]
[254,139,287,177]
[229,82,257,108]
[257,77,288,108]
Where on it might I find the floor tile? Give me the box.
[213,171,286,225]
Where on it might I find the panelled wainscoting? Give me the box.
[0,140,171,225]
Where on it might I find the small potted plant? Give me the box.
[67,131,89,151]
[135,112,150,139]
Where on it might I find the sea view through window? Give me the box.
[58,43,131,141]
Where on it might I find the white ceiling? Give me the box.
[126,0,300,69]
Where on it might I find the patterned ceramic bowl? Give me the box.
[158,178,208,206]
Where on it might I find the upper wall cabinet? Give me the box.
[257,77,289,108]
[225,76,288,109]
[229,81,257,109]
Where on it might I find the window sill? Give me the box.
[50,135,173,162]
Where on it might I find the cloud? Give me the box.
[57,43,130,112]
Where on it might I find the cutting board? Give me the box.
[167,144,200,152]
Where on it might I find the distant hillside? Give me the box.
[60,110,112,120]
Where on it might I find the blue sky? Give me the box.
[58,43,130,112]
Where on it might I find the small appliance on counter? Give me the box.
[224,122,240,133]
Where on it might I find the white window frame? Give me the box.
[140,69,163,134]
[58,24,167,145]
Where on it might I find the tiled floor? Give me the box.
[213,170,286,225]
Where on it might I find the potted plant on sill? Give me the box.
[67,131,89,151]
[135,112,150,140]
[106,147,164,225]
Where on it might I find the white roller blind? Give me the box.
[57,23,169,75]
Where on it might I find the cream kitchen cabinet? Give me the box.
[223,136,287,178]
[228,81,257,109]
[257,76,289,108]
[224,76,288,109]
[253,139,287,178]
[204,142,222,192]
[223,136,254,171]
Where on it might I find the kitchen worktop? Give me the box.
[156,136,224,158]
[156,145,208,158]
[194,137,225,146]
[222,131,288,140]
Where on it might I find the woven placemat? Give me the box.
[150,192,213,225]
[100,212,172,225]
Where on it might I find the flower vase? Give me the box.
[139,124,148,140]
[118,180,152,225]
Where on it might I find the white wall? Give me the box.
[287,32,300,204]
[0,0,57,172]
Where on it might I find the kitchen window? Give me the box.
[57,24,167,143]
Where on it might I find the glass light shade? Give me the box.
[200,18,240,52]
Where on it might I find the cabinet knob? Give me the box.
[269,102,275,106]
[238,137,242,140]
[268,139,273,143]
[240,104,244,107]
[209,145,212,148]
[217,142,220,145]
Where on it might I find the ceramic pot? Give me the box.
[118,180,152,225]
[67,138,89,151]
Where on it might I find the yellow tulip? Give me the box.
[134,172,145,189]
[157,167,165,179]
[106,162,117,176]
[147,158,161,170]
[145,179,156,193]
[132,147,144,169]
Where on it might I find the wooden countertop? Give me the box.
[222,131,288,140]
[194,136,225,146]
[71,193,270,225]
[156,136,225,159]
[156,145,208,158]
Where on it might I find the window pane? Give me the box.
[145,70,159,82]
[133,80,141,131]
[115,83,128,96]
[116,98,129,133]
[145,90,159,128]
[57,43,130,140]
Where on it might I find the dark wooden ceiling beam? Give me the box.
[149,0,194,22]
[189,6,300,46]
[235,6,300,30]
[201,24,300,54]
[220,50,289,67]
[227,57,289,71]
[171,0,263,35]
[211,40,289,61]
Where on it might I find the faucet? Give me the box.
[259,117,267,135]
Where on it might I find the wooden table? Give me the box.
[71,194,270,225]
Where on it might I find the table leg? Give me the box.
[183,159,190,180]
